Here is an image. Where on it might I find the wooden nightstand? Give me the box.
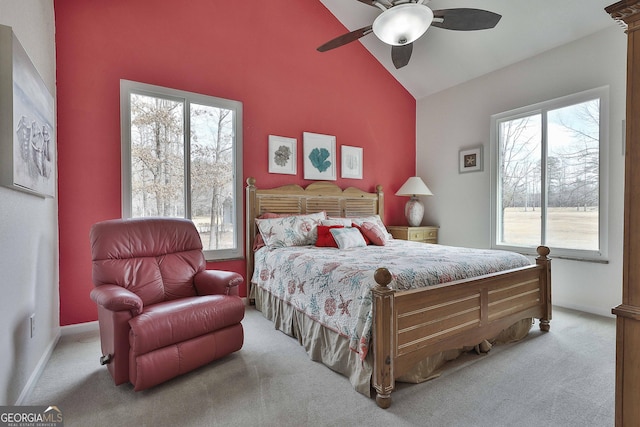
[387,225,439,244]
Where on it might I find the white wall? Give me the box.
[416,26,627,317]
[0,0,58,405]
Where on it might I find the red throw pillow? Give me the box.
[315,225,344,247]
[360,221,387,246]
[351,223,371,245]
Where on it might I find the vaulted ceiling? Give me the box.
[319,0,619,99]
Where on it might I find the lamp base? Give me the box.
[405,196,424,227]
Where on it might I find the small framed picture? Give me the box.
[459,145,483,173]
[303,132,336,181]
[341,145,363,179]
[268,135,297,175]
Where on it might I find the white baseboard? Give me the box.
[554,302,615,319]
[15,329,60,405]
[15,321,100,405]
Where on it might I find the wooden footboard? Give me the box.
[371,246,552,409]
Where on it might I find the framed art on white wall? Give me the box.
[0,24,56,198]
[303,132,336,181]
[268,135,297,175]
[459,145,483,173]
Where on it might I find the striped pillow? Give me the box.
[359,221,387,246]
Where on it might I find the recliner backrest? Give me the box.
[90,217,205,306]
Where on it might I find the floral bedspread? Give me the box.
[251,240,531,361]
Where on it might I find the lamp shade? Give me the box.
[372,3,434,46]
[395,177,433,197]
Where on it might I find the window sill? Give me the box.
[495,245,609,264]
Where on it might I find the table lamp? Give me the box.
[395,176,433,227]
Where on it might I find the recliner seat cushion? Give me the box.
[129,295,245,355]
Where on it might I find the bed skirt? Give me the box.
[252,285,532,397]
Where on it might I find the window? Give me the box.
[490,87,608,261]
[120,80,243,260]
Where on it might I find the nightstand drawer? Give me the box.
[409,229,437,241]
[387,226,438,244]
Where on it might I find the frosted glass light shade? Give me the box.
[372,3,434,46]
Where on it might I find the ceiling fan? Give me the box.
[317,0,502,69]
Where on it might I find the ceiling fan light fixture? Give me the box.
[372,3,434,46]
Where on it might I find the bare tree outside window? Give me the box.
[499,114,541,246]
[190,103,235,250]
[121,80,243,260]
[130,94,185,218]
[495,91,603,255]
[547,100,599,250]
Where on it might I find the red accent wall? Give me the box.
[54,0,416,325]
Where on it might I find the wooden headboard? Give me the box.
[245,177,384,297]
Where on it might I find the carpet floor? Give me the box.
[26,306,615,427]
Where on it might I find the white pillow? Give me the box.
[321,218,352,227]
[256,211,326,248]
[329,227,367,249]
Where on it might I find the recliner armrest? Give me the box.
[90,284,144,316]
[194,270,243,296]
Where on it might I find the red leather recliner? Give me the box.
[89,217,245,391]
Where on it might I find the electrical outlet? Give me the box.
[30,314,35,338]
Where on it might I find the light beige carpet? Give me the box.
[26,306,615,427]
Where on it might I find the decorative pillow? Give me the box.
[350,223,371,245]
[315,225,344,247]
[253,212,297,251]
[256,211,326,248]
[349,215,393,239]
[322,218,352,227]
[329,227,367,249]
[359,221,387,246]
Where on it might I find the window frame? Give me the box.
[489,86,609,262]
[120,79,243,261]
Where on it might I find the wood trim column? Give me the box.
[605,2,640,425]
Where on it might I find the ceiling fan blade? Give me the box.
[391,43,413,69]
[353,0,383,7]
[431,9,502,31]
[317,25,373,52]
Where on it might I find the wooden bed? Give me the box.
[245,177,552,408]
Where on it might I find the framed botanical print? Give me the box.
[303,132,336,181]
[341,145,362,179]
[268,135,297,175]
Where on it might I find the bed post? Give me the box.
[246,177,257,305]
[372,267,394,409]
[536,246,552,331]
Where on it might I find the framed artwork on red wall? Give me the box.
[268,135,297,175]
[341,145,363,179]
[303,132,336,181]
